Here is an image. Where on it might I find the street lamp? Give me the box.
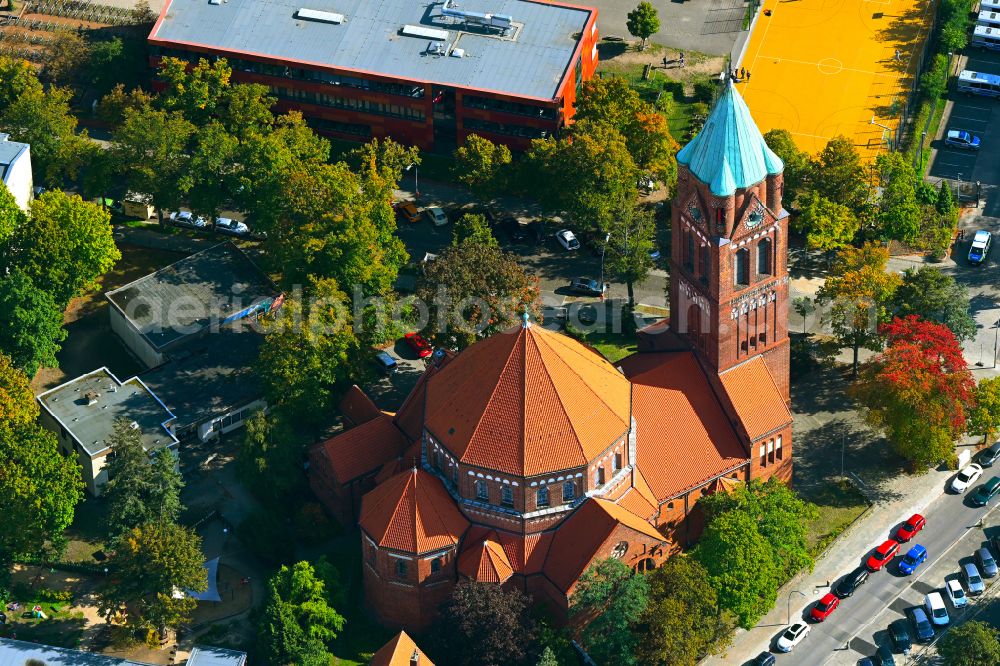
[787,590,806,625]
[599,231,611,299]
[957,173,963,202]
[406,163,419,199]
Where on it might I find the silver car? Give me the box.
[977,547,998,577]
[964,562,986,595]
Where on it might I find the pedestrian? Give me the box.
[894,49,901,61]
[747,71,751,81]
[741,67,746,78]
[662,56,668,67]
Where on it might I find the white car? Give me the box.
[925,591,950,626]
[214,217,249,236]
[775,622,810,653]
[425,206,449,227]
[952,463,984,493]
[945,578,967,608]
[555,229,580,251]
[169,211,209,229]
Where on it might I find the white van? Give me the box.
[978,10,1000,28]
[925,592,950,626]
[982,0,1000,13]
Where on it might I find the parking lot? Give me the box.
[929,48,1000,216]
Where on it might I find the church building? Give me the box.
[309,82,793,631]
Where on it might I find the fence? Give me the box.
[23,0,153,25]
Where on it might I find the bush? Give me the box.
[292,502,340,544]
[238,508,292,565]
[693,79,717,104]
[662,80,684,99]
[919,53,948,100]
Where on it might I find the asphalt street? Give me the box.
[773,474,1000,666]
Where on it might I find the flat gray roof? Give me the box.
[0,638,155,666]
[37,368,178,458]
[151,0,592,100]
[188,646,248,666]
[0,136,28,183]
[106,243,278,351]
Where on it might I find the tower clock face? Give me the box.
[746,201,766,229]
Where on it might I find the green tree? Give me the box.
[95,84,155,129]
[452,213,498,247]
[890,266,975,342]
[626,1,660,49]
[238,409,305,503]
[875,151,921,242]
[793,296,815,334]
[763,129,811,207]
[637,555,736,666]
[570,558,649,666]
[452,134,512,197]
[0,179,26,244]
[920,53,949,101]
[157,57,234,126]
[811,135,869,217]
[0,55,43,109]
[435,581,536,666]
[0,421,83,560]
[44,31,91,86]
[970,377,1000,444]
[536,646,559,666]
[0,269,66,377]
[794,190,859,251]
[0,352,39,429]
[98,521,207,635]
[417,241,542,349]
[186,121,241,219]
[604,202,657,308]
[10,191,120,308]
[694,511,780,629]
[816,242,901,376]
[257,560,345,666]
[936,179,956,216]
[0,85,89,184]
[938,620,1000,666]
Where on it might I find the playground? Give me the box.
[738,0,935,159]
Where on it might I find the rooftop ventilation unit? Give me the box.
[441,0,512,31]
[208,0,221,5]
[297,8,346,24]
[402,24,449,40]
[450,48,465,57]
[84,391,99,406]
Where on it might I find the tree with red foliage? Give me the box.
[850,315,975,470]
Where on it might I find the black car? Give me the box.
[568,277,606,297]
[888,619,911,654]
[907,607,934,643]
[502,216,529,242]
[873,645,896,666]
[835,567,870,598]
[981,442,1000,467]
[751,652,775,666]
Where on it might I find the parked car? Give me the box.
[374,351,398,373]
[945,578,968,608]
[169,210,209,229]
[214,217,249,236]
[872,644,896,666]
[945,129,981,150]
[981,442,1000,467]
[395,201,421,224]
[502,216,530,242]
[991,532,1000,558]
[834,567,870,598]
[924,592,950,626]
[775,622,810,653]
[888,618,912,654]
[568,278,606,297]
[898,544,927,575]
[969,230,992,265]
[907,606,935,642]
[425,206,449,227]
[964,562,986,595]
[971,476,1000,506]
[858,659,874,666]
[810,593,840,622]
[896,514,926,542]
[751,652,775,666]
[952,463,985,493]
[555,229,580,250]
[403,332,433,358]
[867,540,900,571]
[977,546,998,577]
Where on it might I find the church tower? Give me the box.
[669,82,790,402]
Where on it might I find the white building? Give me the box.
[0,133,32,211]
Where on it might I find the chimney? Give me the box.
[410,649,420,666]
[84,391,99,406]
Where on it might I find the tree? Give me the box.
[626,2,660,49]
[936,179,956,216]
[875,151,921,242]
[0,85,89,184]
[970,377,1000,444]
[698,478,819,581]
[157,57,234,127]
[816,242,901,376]
[570,558,649,666]
[452,134,512,196]
[604,202,657,308]
[98,521,207,635]
[0,421,82,560]
[9,191,120,308]
[762,129,811,207]
[793,190,859,251]
[44,31,91,86]
[417,241,542,349]
[102,418,184,538]
[636,555,736,666]
[0,269,66,377]
[890,266,976,342]
[0,352,39,429]
[811,135,869,218]
[850,316,976,470]
[436,581,536,666]
[793,296,815,334]
[694,511,779,629]
[0,179,26,244]
[536,646,559,666]
[938,621,1000,666]
[257,560,345,666]
[96,84,156,129]
[452,213,498,247]
[0,55,43,109]
[238,409,305,503]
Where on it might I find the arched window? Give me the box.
[431,557,442,573]
[562,481,575,502]
[595,467,606,487]
[699,244,710,282]
[395,560,408,579]
[757,238,772,276]
[501,485,514,507]
[537,486,550,507]
[475,479,489,501]
[734,248,749,286]
[613,452,623,472]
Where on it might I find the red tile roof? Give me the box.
[310,414,407,483]
[370,630,435,666]
[460,526,553,575]
[619,352,749,502]
[616,486,658,522]
[359,468,469,554]
[339,385,382,428]
[392,351,456,441]
[424,324,632,476]
[719,356,792,441]
[374,441,423,485]
[457,538,514,583]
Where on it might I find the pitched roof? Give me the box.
[370,631,435,666]
[359,468,469,554]
[310,413,408,483]
[616,486,658,522]
[392,351,455,441]
[619,352,749,501]
[424,324,632,476]
[458,538,515,583]
[718,356,792,441]
[461,526,553,575]
[543,498,664,592]
[339,385,383,427]
[374,441,423,485]
[676,82,783,196]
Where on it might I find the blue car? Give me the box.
[945,129,981,150]
[898,544,927,575]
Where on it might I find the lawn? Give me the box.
[60,495,109,565]
[1,579,88,649]
[567,327,639,364]
[799,478,870,556]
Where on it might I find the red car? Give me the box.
[896,514,926,542]
[404,332,433,358]
[866,540,900,571]
[810,593,840,622]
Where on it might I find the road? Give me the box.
[774,478,999,665]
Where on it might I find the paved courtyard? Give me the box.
[593,0,748,55]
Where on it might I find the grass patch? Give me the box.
[60,495,108,565]
[799,479,870,556]
[566,326,638,363]
[1,585,87,648]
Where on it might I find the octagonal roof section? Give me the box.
[423,323,632,477]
